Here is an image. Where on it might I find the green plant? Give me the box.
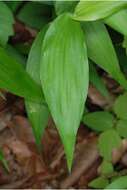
[83,92,127,188]
[1,1,127,177]
[0,149,9,172]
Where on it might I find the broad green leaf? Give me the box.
[114,93,127,120]
[6,1,22,12]
[17,2,52,30]
[26,27,49,148]
[116,120,127,138]
[89,177,109,189]
[0,47,44,103]
[6,45,26,66]
[0,149,9,172]
[98,129,122,161]
[0,2,14,46]
[82,21,127,90]
[89,63,109,98]
[40,13,89,171]
[100,160,114,175]
[104,10,127,36]
[105,176,127,189]
[83,111,114,132]
[73,1,127,21]
[55,1,77,16]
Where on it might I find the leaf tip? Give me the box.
[61,133,76,172]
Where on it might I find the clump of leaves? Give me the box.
[83,92,127,188]
[1,1,127,180]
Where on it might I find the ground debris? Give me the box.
[0,90,126,188]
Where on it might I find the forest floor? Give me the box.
[0,79,126,189]
[0,91,98,189]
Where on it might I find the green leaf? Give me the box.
[89,62,109,97]
[123,36,127,56]
[0,2,14,46]
[26,27,49,148]
[114,93,127,120]
[17,2,52,30]
[89,177,109,189]
[14,43,30,56]
[55,1,77,16]
[100,160,114,175]
[82,111,114,132]
[116,120,127,138]
[0,149,9,172]
[40,13,89,171]
[98,129,122,161]
[104,10,127,36]
[0,47,44,103]
[6,1,22,12]
[82,21,127,90]
[73,1,127,21]
[39,1,53,6]
[123,35,127,47]
[105,176,127,189]
[115,45,127,75]
[6,45,26,66]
